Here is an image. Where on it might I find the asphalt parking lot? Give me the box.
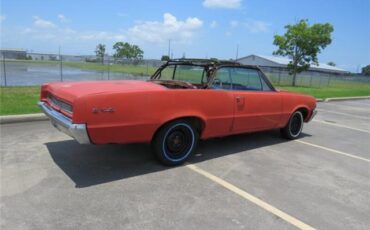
[1,99,370,230]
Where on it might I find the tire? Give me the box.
[152,120,199,166]
[281,111,304,140]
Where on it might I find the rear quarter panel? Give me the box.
[279,91,316,127]
[77,89,234,144]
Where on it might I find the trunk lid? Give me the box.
[44,80,166,103]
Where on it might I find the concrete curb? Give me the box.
[0,113,48,124]
[0,96,369,124]
[324,96,370,102]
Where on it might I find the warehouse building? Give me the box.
[237,54,349,75]
[0,48,27,59]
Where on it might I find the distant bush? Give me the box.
[362,65,370,76]
[85,58,98,63]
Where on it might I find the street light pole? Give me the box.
[168,39,171,57]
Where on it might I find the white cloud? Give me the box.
[8,13,202,52]
[57,14,68,23]
[225,31,232,37]
[203,0,242,9]
[127,13,203,43]
[78,31,125,41]
[230,20,239,28]
[210,20,217,28]
[244,20,270,33]
[33,16,56,28]
[0,15,6,22]
[22,22,125,43]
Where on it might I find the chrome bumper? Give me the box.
[307,109,317,122]
[38,101,91,144]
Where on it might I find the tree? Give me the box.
[95,44,106,64]
[113,42,144,62]
[130,45,144,60]
[327,61,336,67]
[362,65,370,76]
[273,19,334,86]
[161,55,170,61]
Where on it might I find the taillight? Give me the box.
[40,84,49,100]
[47,93,73,114]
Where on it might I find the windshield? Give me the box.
[157,64,206,84]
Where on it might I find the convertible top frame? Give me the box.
[150,58,276,91]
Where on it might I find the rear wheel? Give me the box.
[152,120,199,166]
[281,111,303,140]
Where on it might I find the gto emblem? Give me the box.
[92,107,115,113]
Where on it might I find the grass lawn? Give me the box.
[0,86,40,115]
[278,83,370,99]
[1,83,369,115]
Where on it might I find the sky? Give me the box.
[0,0,369,72]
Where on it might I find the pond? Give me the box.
[0,62,150,86]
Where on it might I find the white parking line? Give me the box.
[313,120,370,134]
[186,164,316,230]
[316,109,370,120]
[295,140,370,163]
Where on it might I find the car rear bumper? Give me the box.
[38,101,91,144]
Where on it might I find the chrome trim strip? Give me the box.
[307,109,317,122]
[38,101,90,144]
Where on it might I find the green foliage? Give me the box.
[327,61,336,66]
[161,55,170,61]
[273,19,334,86]
[95,44,106,64]
[362,65,370,76]
[113,42,144,61]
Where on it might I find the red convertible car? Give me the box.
[39,59,316,165]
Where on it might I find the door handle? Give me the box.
[236,96,243,103]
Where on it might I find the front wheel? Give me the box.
[152,120,199,166]
[281,111,304,140]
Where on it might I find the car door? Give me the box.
[215,67,283,133]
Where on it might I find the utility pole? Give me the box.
[59,46,63,82]
[235,44,239,61]
[168,39,171,57]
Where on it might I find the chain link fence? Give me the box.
[0,53,164,86]
[261,67,370,87]
[1,52,369,87]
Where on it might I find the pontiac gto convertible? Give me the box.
[39,59,316,165]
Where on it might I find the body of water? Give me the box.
[0,62,150,86]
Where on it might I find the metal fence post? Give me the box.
[146,61,149,75]
[60,54,63,82]
[2,55,6,87]
[107,56,110,80]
